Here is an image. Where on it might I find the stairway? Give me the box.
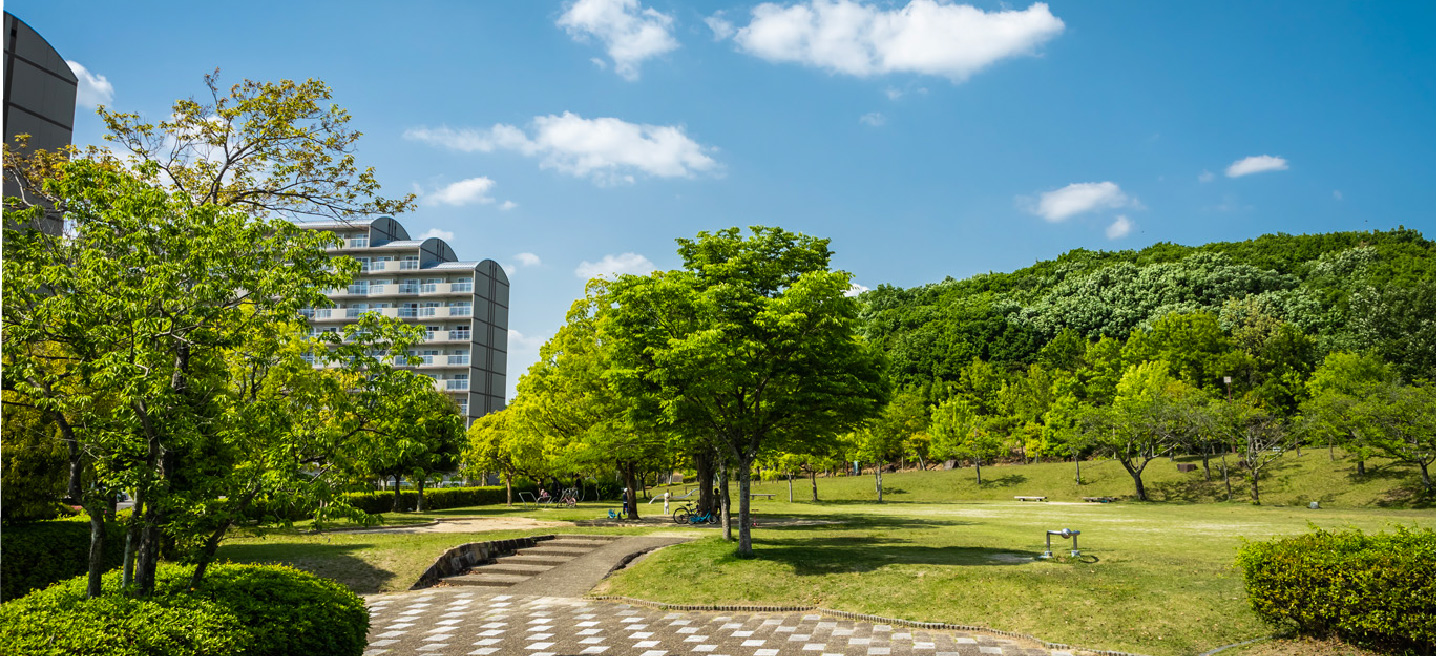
[440,535,623,588]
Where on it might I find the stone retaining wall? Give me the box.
[410,535,556,589]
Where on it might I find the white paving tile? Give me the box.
[525,643,555,650]
[867,649,891,655]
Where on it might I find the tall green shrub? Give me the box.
[0,563,367,656]
[1237,526,1435,653]
[1,516,124,601]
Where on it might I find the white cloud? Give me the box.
[1023,181,1134,223]
[558,0,679,81]
[500,200,519,211]
[405,113,718,185]
[706,13,737,40]
[417,228,456,242]
[515,252,542,267]
[859,112,886,126]
[729,0,1064,81]
[844,283,869,297]
[575,252,655,279]
[1106,215,1133,240]
[66,61,114,108]
[422,176,496,206]
[1225,155,1288,178]
[884,87,903,100]
[1198,169,1215,183]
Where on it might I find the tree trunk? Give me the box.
[1357,459,1366,476]
[810,470,819,502]
[736,455,755,558]
[873,462,883,503]
[1119,459,1149,501]
[1201,442,1212,482]
[622,461,639,520]
[66,439,84,503]
[1220,455,1232,501]
[416,477,427,513]
[787,472,794,503]
[1328,437,1334,461]
[122,494,143,588]
[975,459,982,485]
[392,474,404,512]
[1074,449,1080,485]
[1249,465,1261,505]
[695,450,715,515]
[1417,459,1433,494]
[720,461,733,541]
[84,500,107,599]
[504,471,513,506]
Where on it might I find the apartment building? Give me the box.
[297,216,508,425]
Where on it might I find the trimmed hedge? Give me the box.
[1237,526,1435,653]
[0,562,368,656]
[1,516,123,602]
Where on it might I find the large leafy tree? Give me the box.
[605,227,887,557]
[2,159,418,597]
[513,286,669,520]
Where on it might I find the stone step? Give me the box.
[496,554,574,566]
[547,538,614,548]
[440,573,531,587]
[472,562,554,576]
[521,547,594,557]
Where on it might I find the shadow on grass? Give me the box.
[758,514,973,532]
[217,540,395,594]
[745,536,1036,575]
[978,474,1027,488]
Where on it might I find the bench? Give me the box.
[1082,496,1119,503]
[749,493,776,501]
[1014,496,1047,502]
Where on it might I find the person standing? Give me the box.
[663,491,671,515]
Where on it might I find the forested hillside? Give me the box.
[861,228,1434,386]
[851,228,1435,501]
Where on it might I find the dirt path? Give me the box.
[346,517,574,534]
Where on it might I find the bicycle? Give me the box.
[672,504,719,525]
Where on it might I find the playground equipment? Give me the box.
[1040,528,1081,559]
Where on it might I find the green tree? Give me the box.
[1301,351,1396,469]
[1352,382,1436,495]
[2,159,415,597]
[928,396,1003,484]
[605,227,887,556]
[98,70,413,220]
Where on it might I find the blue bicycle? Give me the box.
[672,504,719,525]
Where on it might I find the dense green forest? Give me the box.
[861,228,1434,385]
[850,228,1435,500]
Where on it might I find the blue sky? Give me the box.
[14,1,1435,399]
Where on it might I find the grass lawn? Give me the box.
[212,456,1432,656]
[593,499,1431,656]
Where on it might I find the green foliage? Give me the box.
[342,485,524,514]
[1236,526,1435,653]
[0,517,124,602]
[0,563,368,656]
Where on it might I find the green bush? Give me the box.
[1,516,124,602]
[0,563,367,656]
[1237,526,1435,653]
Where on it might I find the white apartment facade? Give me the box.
[298,216,508,424]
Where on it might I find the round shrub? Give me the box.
[1237,525,1435,653]
[0,563,368,656]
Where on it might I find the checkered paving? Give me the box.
[362,589,1061,656]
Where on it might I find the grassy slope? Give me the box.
[719,451,1429,508]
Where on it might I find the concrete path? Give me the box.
[362,589,1059,656]
[361,536,1062,656]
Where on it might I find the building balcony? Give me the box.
[448,306,472,317]
[444,379,470,391]
[447,355,470,366]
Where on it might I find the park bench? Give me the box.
[1014,496,1047,502]
[1082,496,1119,503]
[749,493,776,501]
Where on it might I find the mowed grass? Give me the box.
[593,499,1432,656]
[722,450,1429,508]
[213,456,1432,655]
